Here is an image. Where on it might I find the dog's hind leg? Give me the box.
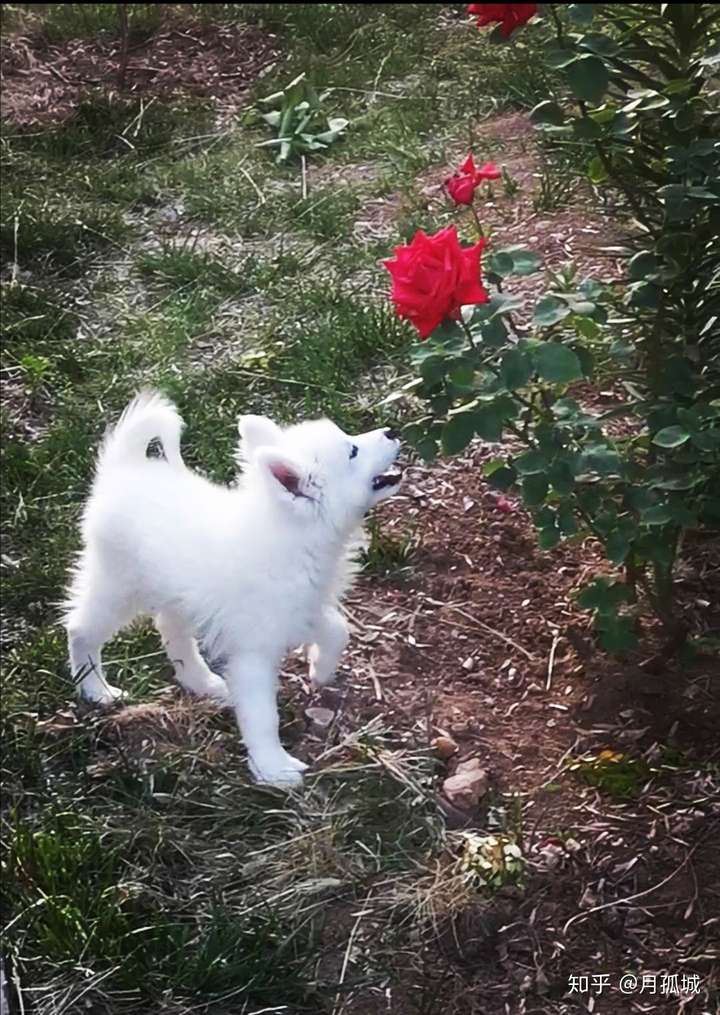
[66,589,129,705]
[226,652,307,788]
[155,610,229,705]
[308,606,349,689]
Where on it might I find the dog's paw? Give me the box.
[249,753,306,789]
[281,750,309,773]
[308,662,337,690]
[81,682,126,707]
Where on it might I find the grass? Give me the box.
[1,4,557,1011]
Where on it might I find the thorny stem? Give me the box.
[469,204,485,240]
[548,3,565,43]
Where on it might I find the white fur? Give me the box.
[63,390,402,788]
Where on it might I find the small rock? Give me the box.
[461,656,476,672]
[432,735,459,760]
[305,706,334,736]
[442,758,489,810]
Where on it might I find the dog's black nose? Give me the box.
[385,428,401,441]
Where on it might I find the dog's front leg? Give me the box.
[226,652,307,788]
[308,606,349,689]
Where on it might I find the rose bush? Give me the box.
[384,3,720,655]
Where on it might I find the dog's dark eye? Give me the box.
[349,444,359,460]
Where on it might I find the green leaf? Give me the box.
[574,316,601,340]
[557,502,578,535]
[572,117,602,140]
[530,100,566,126]
[416,437,438,463]
[606,529,630,564]
[572,347,597,381]
[515,450,547,475]
[538,526,561,549]
[641,504,674,526]
[448,359,476,388]
[486,252,514,277]
[485,464,516,491]
[597,614,638,653]
[545,46,579,70]
[548,461,576,495]
[568,3,594,26]
[522,474,549,507]
[442,413,477,455]
[419,355,447,385]
[533,297,570,327]
[628,281,662,309]
[580,33,619,57]
[587,154,609,184]
[479,316,508,348]
[566,55,609,104]
[474,406,504,442]
[483,293,525,319]
[659,184,694,222]
[652,425,691,448]
[506,247,542,275]
[579,444,622,476]
[500,348,534,389]
[532,344,583,383]
[628,250,660,280]
[576,578,630,613]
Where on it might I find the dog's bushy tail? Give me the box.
[97,389,184,472]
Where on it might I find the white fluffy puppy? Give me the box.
[64,391,402,787]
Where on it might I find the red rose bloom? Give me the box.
[467,3,538,37]
[384,225,489,339]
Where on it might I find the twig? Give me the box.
[368,663,383,702]
[11,213,19,284]
[238,164,266,206]
[370,49,393,103]
[546,632,560,691]
[424,598,537,661]
[9,958,24,1015]
[300,155,308,200]
[331,891,374,1015]
[230,366,352,398]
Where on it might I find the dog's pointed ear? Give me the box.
[238,415,282,454]
[254,448,309,500]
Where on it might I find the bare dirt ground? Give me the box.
[0,14,278,126]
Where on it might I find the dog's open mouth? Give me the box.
[372,471,402,492]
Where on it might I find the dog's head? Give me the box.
[238,414,402,529]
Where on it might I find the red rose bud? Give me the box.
[467,3,538,37]
[446,172,477,205]
[384,225,489,340]
[445,154,479,205]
